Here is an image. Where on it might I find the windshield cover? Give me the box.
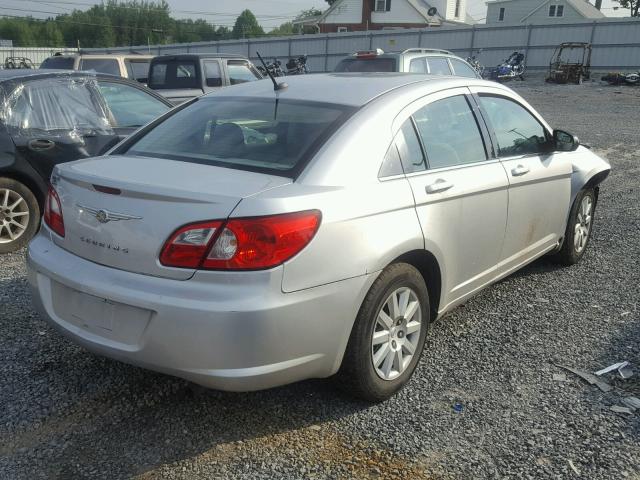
[125,97,355,176]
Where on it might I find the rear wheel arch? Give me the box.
[0,170,47,210]
[389,249,442,322]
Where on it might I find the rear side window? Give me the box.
[413,95,486,169]
[479,95,548,156]
[204,61,222,87]
[427,57,452,75]
[227,61,260,85]
[40,56,75,69]
[125,60,150,83]
[334,58,396,72]
[126,97,355,176]
[149,60,199,89]
[409,58,427,73]
[80,58,120,76]
[450,58,478,78]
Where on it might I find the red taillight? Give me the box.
[160,210,321,271]
[44,185,65,237]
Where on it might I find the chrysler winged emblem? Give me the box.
[77,204,142,224]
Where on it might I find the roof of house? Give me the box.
[486,0,605,19]
[318,0,446,24]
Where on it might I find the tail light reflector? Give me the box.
[160,210,321,271]
[44,185,65,237]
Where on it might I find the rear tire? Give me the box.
[0,177,40,254]
[551,188,596,265]
[336,263,430,402]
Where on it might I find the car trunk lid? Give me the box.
[51,154,291,280]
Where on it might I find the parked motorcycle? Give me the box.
[466,50,484,77]
[489,51,526,82]
[257,58,285,78]
[601,71,640,86]
[286,55,310,75]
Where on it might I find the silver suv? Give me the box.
[335,48,481,78]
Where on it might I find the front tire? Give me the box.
[0,177,40,254]
[336,263,430,402]
[551,188,596,265]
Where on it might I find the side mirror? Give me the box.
[553,129,580,152]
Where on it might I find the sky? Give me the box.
[3,0,629,28]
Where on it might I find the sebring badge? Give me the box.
[77,204,142,224]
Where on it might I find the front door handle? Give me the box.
[511,164,530,176]
[28,139,55,151]
[425,179,454,194]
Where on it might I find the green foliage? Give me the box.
[613,0,639,16]
[232,9,265,38]
[0,1,257,47]
[325,0,339,5]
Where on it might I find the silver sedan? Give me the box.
[27,73,610,401]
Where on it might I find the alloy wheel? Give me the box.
[0,188,30,244]
[573,195,592,254]
[371,287,422,381]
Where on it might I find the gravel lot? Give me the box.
[1,77,639,480]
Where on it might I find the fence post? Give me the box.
[288,38,293,57]
[523,24,533,59]
[247,39,251,58]
[469,24,476,57]
[324,34,329,72]
[418,29,423,48]
[369,32,374,50]
[589,20,597,45]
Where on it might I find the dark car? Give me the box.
[0,70,172,253]
[147,53,263,105]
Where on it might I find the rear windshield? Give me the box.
[148,59,199,89]
[40,56,75,69]
[80,58,120,76]
[125,97,355,176]
[334,58,396,72]
[125,60,150,83]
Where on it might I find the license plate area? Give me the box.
[50,280,152,348]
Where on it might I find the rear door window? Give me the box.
[227,61,260,85]
[80,58,121,76]
[409,58,427,73]
[427,57,452,75]
[334,58,397,72]
[204,61,222,87]
[125,59,150,83]
[4,77,112,134]
[450,58,479,78]
[148,60,199,89]
[413,95,487,169]
[396,120,427,174]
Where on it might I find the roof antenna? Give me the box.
[257,51,288,91]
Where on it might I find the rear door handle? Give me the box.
[425,179,454,194]
[28,139,55,151]
[511,165,530,176]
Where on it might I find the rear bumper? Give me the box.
[27,231,375,391]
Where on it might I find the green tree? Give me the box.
[232,10,265,38]
[613,0,639,15]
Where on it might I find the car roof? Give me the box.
[206,73,493,107]
[151,53,247,61]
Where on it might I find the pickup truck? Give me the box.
[147,53,263,105]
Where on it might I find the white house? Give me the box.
[318,0,474,33]
[485,0,605,24]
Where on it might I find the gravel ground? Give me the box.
[1,77,639,480]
